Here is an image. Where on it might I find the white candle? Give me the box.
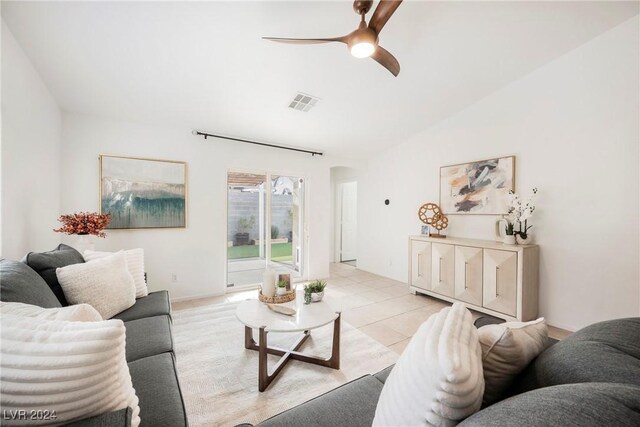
[262,268,276,297]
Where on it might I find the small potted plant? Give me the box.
[276,280,288,296]
[235,216,255,246]
[304,280,327,304]
[504,221,516,245]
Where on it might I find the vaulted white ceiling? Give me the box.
[2,1,638,158]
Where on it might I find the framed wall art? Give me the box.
[440,156,515,215]
[99,155,187,229]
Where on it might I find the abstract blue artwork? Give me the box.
[100,155,187,229]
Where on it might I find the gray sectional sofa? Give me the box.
[243,317,640,427]
[1,244,187,427]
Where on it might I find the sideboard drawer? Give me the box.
[431,243,455,298]
[454,245,483,306]
[482,249,517,317]
[410,240,432,291]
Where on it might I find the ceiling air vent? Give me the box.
[288,92,319,112]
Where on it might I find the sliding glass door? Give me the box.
[270,175,304,273]
[227,171,304,288]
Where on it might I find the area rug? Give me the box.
[172,301,398,427]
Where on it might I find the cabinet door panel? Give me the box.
[411,241,431,290]
[483,249,517,316]
[454,246,483,306]
[431,243,454,297]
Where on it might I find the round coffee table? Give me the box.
[236,293,341,392]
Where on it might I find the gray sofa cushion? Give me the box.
[124,315,174,362]
[511,317,640,395]
[373,365,394,384]
[64,408,132,427]
[22,244,85,306]
[256,375,384,427]
[0,259,62,308]
[113,291,171,322]
[128,353,187,427]
[459,382,640,427]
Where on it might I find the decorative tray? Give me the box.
[266,304,296,316]
[258,289,296,304]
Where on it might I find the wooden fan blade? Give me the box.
[371,45,400,76]
[368,0,403,35]
[263,36,347,45]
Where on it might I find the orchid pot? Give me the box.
[516,233,533,245]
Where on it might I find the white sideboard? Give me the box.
[408,236,539,321]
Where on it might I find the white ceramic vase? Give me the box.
[276,287,287,296]
[516,234,534,245]
[74,234,95,253]
[503,235,517,245]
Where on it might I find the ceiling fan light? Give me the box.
[350,42,375,58]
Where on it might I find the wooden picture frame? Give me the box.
[278,273,292,291]
[439,156,515,215]
[99,155,188,229]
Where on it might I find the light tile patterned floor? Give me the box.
[172,263,571,353]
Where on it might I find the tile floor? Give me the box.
[172,263,571,354]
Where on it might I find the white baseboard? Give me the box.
[170,291,225,303]
[545,320,576,333]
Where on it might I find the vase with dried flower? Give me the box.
[506,188,538,245]
[54,212,111,253]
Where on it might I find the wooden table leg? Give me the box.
[330,312,340,369]
[244,325,255,349]
[246,313,342,392]
[258,327,269,392]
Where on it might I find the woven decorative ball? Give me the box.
[258,289,296,304]
[418,203,442,225]
[432,213,449,231]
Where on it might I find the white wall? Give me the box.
[60,113,356,300]
[358,17,640,331]
[1,21,61,258]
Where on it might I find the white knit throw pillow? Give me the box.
[373,303,484,426]
[478,318,548,405]
[0,313,140,426]
[0,301,102,322]
[56,251,136,319]
[84,248,148,298]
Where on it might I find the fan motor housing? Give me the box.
[353,0,373,15]
[347,27,378,50]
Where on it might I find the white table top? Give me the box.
[235,291,340,333]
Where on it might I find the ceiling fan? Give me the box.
[263,0,403,77]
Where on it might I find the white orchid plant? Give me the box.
[506,188,538,238]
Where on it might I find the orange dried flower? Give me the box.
[54,212,111,238]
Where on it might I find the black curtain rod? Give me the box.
[192,130,323,156]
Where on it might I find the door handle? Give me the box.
[439,257,443,282]
[495,266,500,297]
[417,253,422,277]
[464,262,468,289]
